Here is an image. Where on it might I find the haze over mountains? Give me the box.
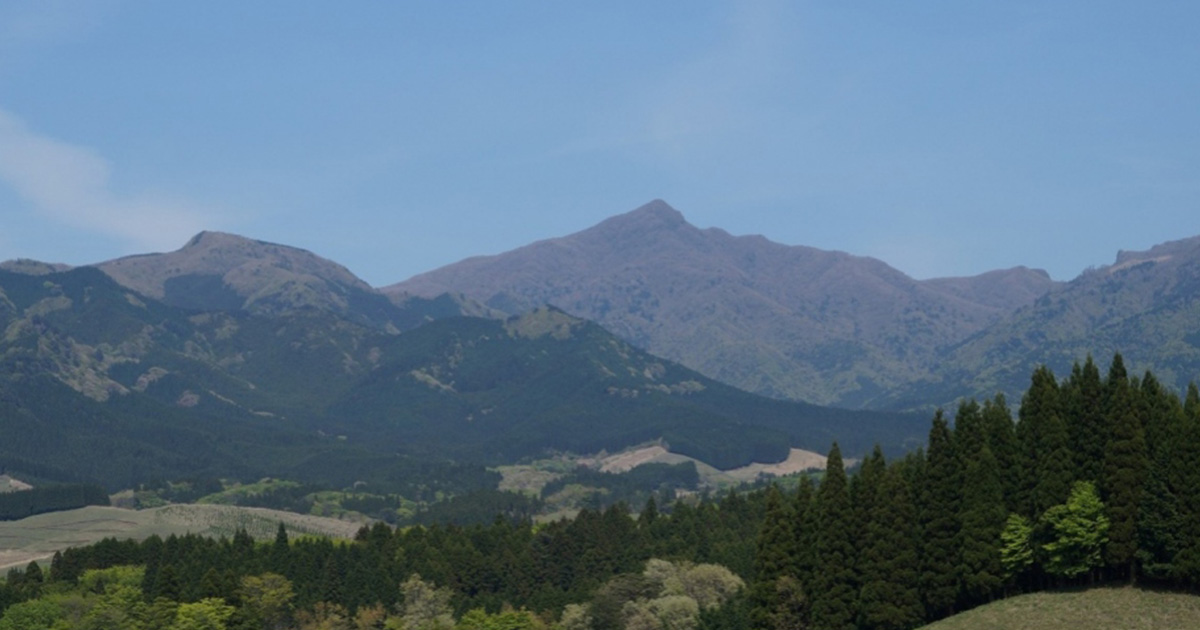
[387,200,1200,408]
[6,199,1200,415]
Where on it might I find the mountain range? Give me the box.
[388,201,1200,407]
[0,256,919,490]
[3,198,1199,490]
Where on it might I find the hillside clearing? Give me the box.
[593,445,828,484]
[0,504,366,571]
[919,587,1200,630]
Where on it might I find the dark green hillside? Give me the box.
[327,308,925,468]
[0,267,923,492]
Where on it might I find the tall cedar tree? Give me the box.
[953,401,984,468]
[850,446,886,616]
[810,443,857,630]
[919,410,960,621]
[1064,356,1106,485]
[851,447,886,623]
[793,476,817,589]
[751,485,797,630]
[957,444,1006,604]
[1136,379,1186,582]
[857,452,923,630]
[1101,353,1148,581]
[1017,366,1073,516]
[980,395,1020,514]
[1173,386,1200,584]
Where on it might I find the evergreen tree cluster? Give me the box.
[0,491,768,628]
[747,354,1200,630]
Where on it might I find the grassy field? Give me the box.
[920,586,1200,630]
[0,504,366,571]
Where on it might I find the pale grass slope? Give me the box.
[919,587,1200,630]
[0,504,365,571]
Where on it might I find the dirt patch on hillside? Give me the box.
[596,445,673,473]
[588,445,829,484]
[720,449,827,482]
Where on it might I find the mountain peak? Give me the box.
[617,199,687,228]
[181,230,268,251]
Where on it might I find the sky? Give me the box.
[1,2,1198,286]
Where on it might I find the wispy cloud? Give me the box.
[0,109,217,253]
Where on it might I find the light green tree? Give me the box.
[393,574,454,630]
[0,598,62,630]
[170,597,235,630]
[239,572,295,630]
[999,513,1034,585]
[1041,481,1109,580]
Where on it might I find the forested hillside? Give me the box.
[0,266,923,493]
[2,356,1196,629]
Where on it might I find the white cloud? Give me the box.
[0,108,217,252]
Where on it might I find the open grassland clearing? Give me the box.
[589,444,829,485]
[499,444,831,498]
[919,587,1200,630]
[0,504,365,570]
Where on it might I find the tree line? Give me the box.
[1,353,1198,629]
[748,353,1200,630]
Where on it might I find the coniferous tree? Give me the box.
[953,400,984,467]
[1101,355,1148,582]
[1064,356,1106,484]
[957,444,1005,605]
[1018,366,1073,516]
[792,476,817,592]
[750,485,798,630]
[857,461,922,630]
[1137,371,1176,458]
[810,443,856,630]
[981,395,1019,513]
[1136,441,1182,583]
[919,410,959,621]
[851,447,886,626]
[1170,385,1200,587]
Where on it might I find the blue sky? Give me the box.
[2,2,1198,286]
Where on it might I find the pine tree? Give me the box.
[1101,354,1148,581]
[919,410,960,621]
[810,443,856,630]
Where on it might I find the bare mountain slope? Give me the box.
[385,200,1058,406]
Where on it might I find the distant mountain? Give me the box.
[385,200,1059,407]
[890,235,1200,408]
[93,231,490,332]
[0,266,921,490]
